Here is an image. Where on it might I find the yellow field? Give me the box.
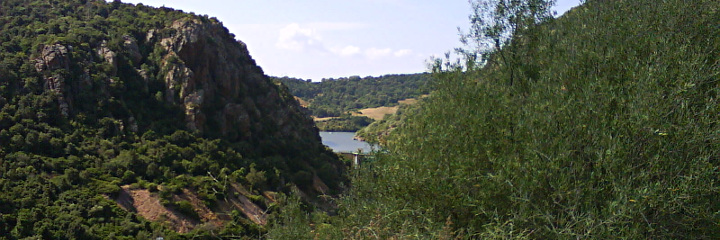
[313,116,339,121]
[352,106,399,120]
[352,95,428,120]
[311,95,428,121]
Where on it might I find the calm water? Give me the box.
[320,132,374,153]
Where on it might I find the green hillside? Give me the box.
[273,73,432,118]
[0,0,344,238]
[268,0,720,238]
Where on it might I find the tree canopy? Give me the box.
[273,73,432,118]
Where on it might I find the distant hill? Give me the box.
[272,73,432,118]
[0,0,344,238]
[272,73,432,131]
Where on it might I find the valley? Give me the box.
[1,0,718,239]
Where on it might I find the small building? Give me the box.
[338,150,373,169]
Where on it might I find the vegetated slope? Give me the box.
[268,0,720,238]
[354,101,419,144]
[0,0,344,238]
[273,73,432,131]
[273,73,432,118]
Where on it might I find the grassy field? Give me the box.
[352,106,399,120]
[352,95,428,120]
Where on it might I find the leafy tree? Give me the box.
[457,0,555,86]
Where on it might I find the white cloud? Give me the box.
[331,46,413,58]
[273,23,413,60]
[305,22,368,31]
[334,45,361,56]
[393,49,413,57]
[276,23,324,51]
[365,47,392,58]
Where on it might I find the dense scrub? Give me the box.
[268,0,720,238]
[354,102,417,144]
[315,115,374,132]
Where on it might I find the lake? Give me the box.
[319,132,374,153]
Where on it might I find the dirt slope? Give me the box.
[114,185,224,233]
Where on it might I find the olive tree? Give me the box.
[456,0,556,85]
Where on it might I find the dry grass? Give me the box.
[352,106,399,120]
[313,116,339,121]
[352,95,428,120]
[397,94,426,105]
[294,96,309,108]
[312,95,428,121]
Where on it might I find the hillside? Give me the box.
[273,73,432,117]
[268,0,720,238]
[0,0,344,238]
[272,73,431,131]
[354,101,418,144]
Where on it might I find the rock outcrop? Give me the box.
[97,40,117,75]
[35,44,71,117]
[123,35,143,65]
[33,17,321,150]
[156,18,319,145]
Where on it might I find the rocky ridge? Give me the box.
[154,18,318,145]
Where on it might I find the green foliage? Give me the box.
[270,0,720,238]
[173,200,200,220]
[355,102,419,145]
[273,74,432,118]
[265,193,321,240]
[0,0,345,238]
[314,115,373,132]
[245,164,267,191]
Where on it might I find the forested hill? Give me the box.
[267,0,720,238]
[0,0,344,238]
[272,73,432,118]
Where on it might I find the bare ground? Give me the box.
[294,96,309,108]
[113,185,224,233]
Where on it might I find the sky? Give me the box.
[119,0,583,81]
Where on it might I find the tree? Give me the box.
[455,0,555,85]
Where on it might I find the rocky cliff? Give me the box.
[31,16,322,155]
[155,18,319,146]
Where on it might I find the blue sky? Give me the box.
[119,0,583,81]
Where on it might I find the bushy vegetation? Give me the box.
[0,0,344,238]
[273,74,432,118]
[315,115,374,132]
[267,0,720,238]
[354,102,418,144]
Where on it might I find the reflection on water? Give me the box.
[319,132,374,153]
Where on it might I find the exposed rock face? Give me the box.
[123,35,142,64]
[35,44,70,72]
[157,18,319,144]
[33,18,322,151]
[35,44,71,117]
[97,40,117,76]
